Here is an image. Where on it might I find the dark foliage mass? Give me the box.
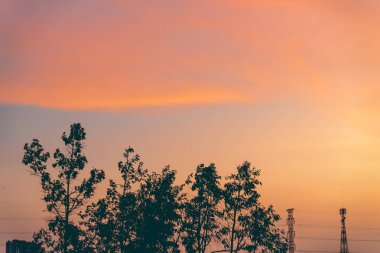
[22,123,105,253]
[23,123,287,253]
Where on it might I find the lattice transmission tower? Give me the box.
[340,208,349,253]
[287,208,295,253]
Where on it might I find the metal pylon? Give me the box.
[287,208,295,253]
[340,208,349,253]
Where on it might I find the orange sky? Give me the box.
[1,0,379,109]
[1,0,380,132]
[1,0,380,252]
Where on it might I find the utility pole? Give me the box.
[287,208,295,253]
[340,208,349,253]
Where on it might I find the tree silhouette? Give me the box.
[22,124,286,253]
[81,149,183,253]
[22,123,105,253]
[81,147,146,253]
[219,162,286,253]
[242,205,287,252]
[182,163,222,253]
[131,166,183,253]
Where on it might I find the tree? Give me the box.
[219,161,286,253]
[80,147,146,253]
[80,180,121,253]
[182,163,222,253]
[22,123,105,253]
[81,149,184,253]
[131,166,184,253]
[242,205,287,253]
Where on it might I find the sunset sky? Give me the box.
[1,0,380,252]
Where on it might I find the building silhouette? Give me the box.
[6,240,39,253]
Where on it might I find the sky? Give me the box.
[1,0,380,252]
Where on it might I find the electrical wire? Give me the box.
[297,237,380,242]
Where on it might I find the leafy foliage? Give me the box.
[219,161,286,253]
[81,149,184,253]
[22,123,105,253]
[131,166,184,253]
[182,163,222,253]
[80,147,145,253]
[23,124,286,253]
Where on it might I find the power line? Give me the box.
[281,223,380,230]
[0,217,44,219]
[0,232,34,234]
[295,223,380,230]
[296,251,360,253]
[297,237,380,242]
[296,251,340,253]
[287,208,380,218]
[349,226,380,230]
